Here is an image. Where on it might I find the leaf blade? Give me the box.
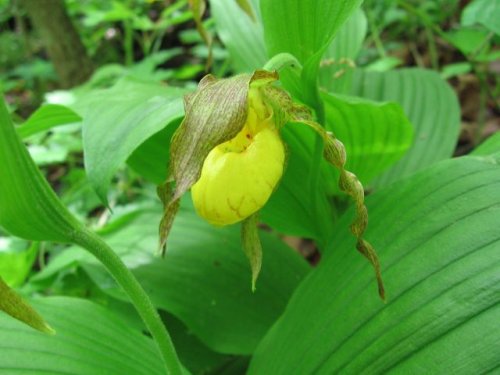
[249,154,500,374]
[0,95,81,242]
[461,0,500,35]
[0,277,54,335]
[210,0,267,72]
[337,68,461,187]
[17,104,81,139]
[323,92,414,186]
[34,199,310,355]
[260,0,363,64]
[0,297,166,374]
[81,79,185,204]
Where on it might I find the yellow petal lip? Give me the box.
[192,123,285,226]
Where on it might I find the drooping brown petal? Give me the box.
[289,115,386,300]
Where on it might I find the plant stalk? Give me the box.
[73,229,182,375]
[263,52,303,74]
[425,26,439,70]
[308,106,328,240]
[473,64,489,145]
[123,19,134,66]
[366,9,386,58]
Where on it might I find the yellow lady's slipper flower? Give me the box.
[191,88,285,226]
[158,70,383,298]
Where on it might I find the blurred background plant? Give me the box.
[0,0,229,112]
[362,0,499,150]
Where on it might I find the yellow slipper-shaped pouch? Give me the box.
[192,89,285,226]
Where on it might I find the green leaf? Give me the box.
[337,68,461,187]
[319,8,367,92]
[441,62,472,79]
[127,119,182,185]
[33,199,310,355]
[0,297,168,374]
[461,0,500,35]
[262,91,413,244]
[81,78,185,204]
[0,95,81,241]
[235,0,257,21]
[261,124,334,243]
[323,92,414,186]
[160,311,241,374]
[17,104,81,139]
[0,239,38,287]
[475,49,500,62]
[443,27,491,56]
[70,291,231,375]
[260,0,363,111]
[261,90,413,249]
[260,0,363,64]
[0,278,54,335]
[249,154,500,374]
[285,115,386,298]
[210,0,267,72]
[471,132,500,156]
[364,56,403,73]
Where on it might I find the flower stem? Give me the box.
[73,229,182,375]
[305,90,326,228]
[263,53,303,74]
[366,9,386,59]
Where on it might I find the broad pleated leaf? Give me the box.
[211,0,366,82]
[210,0,266,72]
[319,8,367,92]
[17,104,81,139]
[461,0,500,35]
[160,311,242,374]
[260,0,363,64]
[33,199,310,355]
[0,297,166,374]
[0,240,38,287]
[337,68,461,187]
[471,132,500,156]
[260,0,363,111]
[262,92,413,243]
[249,154,500,374]
[81,79,185,204]
[126,119,181,184]
[261,124,335,244]
[0,96,85,334]
[0,96,81,242]
[323,92,413,187]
